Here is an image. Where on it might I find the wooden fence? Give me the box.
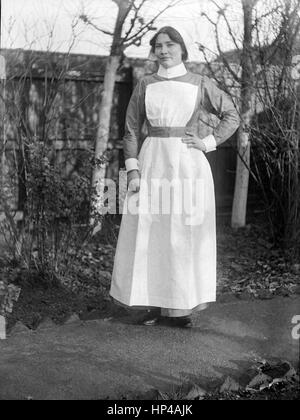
[0,48,260,215]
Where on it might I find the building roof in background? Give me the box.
[214,34,300,65]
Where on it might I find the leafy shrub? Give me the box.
[0,280,21,316]
[0,141,103,285]
[251,94,300,258]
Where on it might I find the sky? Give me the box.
[0,0,265,62]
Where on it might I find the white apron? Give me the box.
[110,79,216,310]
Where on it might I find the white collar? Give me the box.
[157,62,187,79]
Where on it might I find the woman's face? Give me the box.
[154,33,183,69]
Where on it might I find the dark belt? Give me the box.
[148,126,194,138]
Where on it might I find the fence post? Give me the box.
[0,54,7,340]
[0,53,6,196]
[0,315,6,340]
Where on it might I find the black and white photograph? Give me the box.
[0,0,299,403]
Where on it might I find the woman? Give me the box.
[110,26,240,327]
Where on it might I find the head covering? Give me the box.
[148,25,193,62]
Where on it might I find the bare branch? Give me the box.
[79,14,114,37]
[254,4,282,24]
[202,11,241,83]
[210,0,241,52]
[124,0,183,47]
[200,11,216,27]
[123,0,146,41]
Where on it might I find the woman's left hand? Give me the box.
[181,132,207,152]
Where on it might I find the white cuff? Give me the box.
[202,134,217,153]
[125,158,139,172]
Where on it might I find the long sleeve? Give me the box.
[123,78,146,171]
[201,76,240,148]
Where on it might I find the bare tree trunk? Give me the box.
[231,0,255,228]
[231,116,252,228]
[91,55,121,225]
[89,0,179,232]
[90,0,130,233]
[0,55,7,198]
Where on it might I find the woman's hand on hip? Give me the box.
[182,132,207,152]
[127,170,140,192]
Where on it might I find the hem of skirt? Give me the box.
[109,292,216,311]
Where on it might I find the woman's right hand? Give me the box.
[127,170,140,192]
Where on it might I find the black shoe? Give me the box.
[138,310,161,326]
[142,316,161,326]
[165,316,193,328]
